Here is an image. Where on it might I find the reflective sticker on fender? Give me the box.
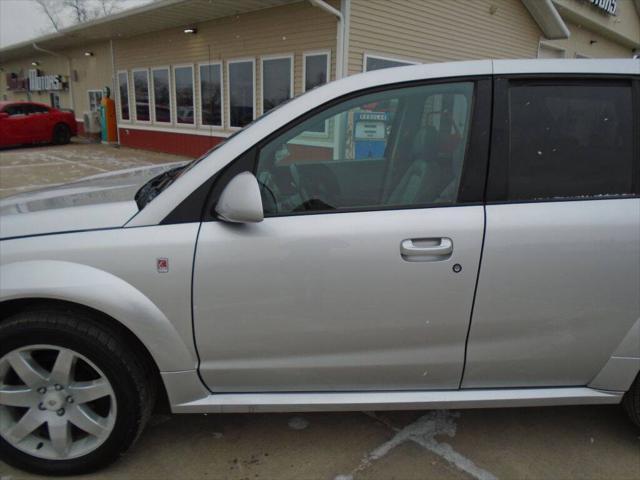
[157,258,169,273]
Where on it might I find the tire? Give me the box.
[0,307,156,475]
[623,373,640,428]
[52,124,71,145]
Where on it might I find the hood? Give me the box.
[0,162,187,239]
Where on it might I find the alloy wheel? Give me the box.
[0,345,117,460]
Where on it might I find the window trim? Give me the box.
[87,89,103,113]
[150,66,173,125]
[131,68,151,124]
[172,64,196,128]
[260,53,294,116]
[363,52,419,72]
[167,76,492,225]
[226,57,256,130]
[197,61,224,129]
[486,74,640,205]
[116,70,131,123]
[302,50,331,92]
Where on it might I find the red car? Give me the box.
[0,101,77,148]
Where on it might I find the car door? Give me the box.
[193,78,491,392]
[463,76,640,388]
[26,103,53,142]
[1,104,29,145]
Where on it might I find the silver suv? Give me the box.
[1,59,639,475]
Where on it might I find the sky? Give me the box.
[0,0,153,48]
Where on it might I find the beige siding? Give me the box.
[348,0,542,74]
[541,21,634,58]
[113,1,338,131]
[0,41,113,117]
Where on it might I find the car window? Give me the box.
[4,104,27,116]
[255,81,474,215]
[505,81,634,201]
[27,104,49,114]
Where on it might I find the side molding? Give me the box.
[590,317,640,391]
[0,260,197,371]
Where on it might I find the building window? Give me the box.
[50,92,61,109]
[261,55,293,114]
[364,54,417,72]
[88,90,103,112]
[132,69,150,122]
[151,67,171,123]
[228,59,255,128]
[303,51,330,92]
[117,71,130,121]
[199,62,222,127]
[173,65,195,125]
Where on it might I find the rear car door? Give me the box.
[463,76,640,388]
[193,78,491,392]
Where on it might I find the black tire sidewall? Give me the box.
[0,316,146,475]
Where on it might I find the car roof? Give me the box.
[0,101,51,109]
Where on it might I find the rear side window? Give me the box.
[495,80,636,201]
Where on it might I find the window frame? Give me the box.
[116,70,131,122]
[363,53,419,72]
[131,68,151,124]
[151,66,173,125]
[486,74,640,205]
[198,61,224,129]
[302,50,331,93]
[226,57,256,130]
[193,76,492,223]
[260,53,294,116]
[172,64,196,128]
[87,89,103,113]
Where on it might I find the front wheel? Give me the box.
[0,309,156,475]
[623,373,640,428]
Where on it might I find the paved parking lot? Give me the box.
[1,143,639,480]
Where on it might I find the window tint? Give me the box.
[200,63,222,126]
[228,60,254,128]
[365,56,415,72]
[256,82,474,215]
[5,104,27,116]
[133,70,150,121]
[262,57,292,113]
[152,68,171,123]
[27,104,49,114]
[174,66,194,125]
[506,82,634,201]
[118,72,130,120]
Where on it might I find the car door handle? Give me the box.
[400,238,453,261]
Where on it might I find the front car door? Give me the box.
[193,78,491,392]
[463,74,640,388]
[25,103,53,142]
[1,104,29,145]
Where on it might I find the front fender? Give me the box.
[0,260,197,371]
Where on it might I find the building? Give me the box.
[1,0,639,157]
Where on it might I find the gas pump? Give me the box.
[99,86,118,144]
[353,111,389,160]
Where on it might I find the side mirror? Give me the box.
[215,171,264,223]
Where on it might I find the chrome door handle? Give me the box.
[400,238,453,261]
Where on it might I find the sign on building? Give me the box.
[589,0,617,16]
[28,69,64,91]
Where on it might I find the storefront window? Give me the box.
[262,56,292,114]
[228,59,254,128]
[152,68,171,123]
[133,69,150,121]
[199,63,222,127]
[118,71,130,120]
[174,66,195,125]
[303,52,329,91]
